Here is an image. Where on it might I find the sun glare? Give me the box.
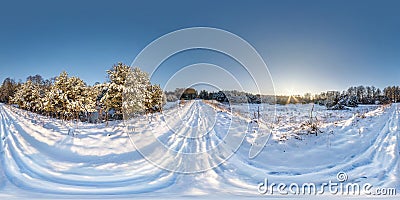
[284,88,299,104]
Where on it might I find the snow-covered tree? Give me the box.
[47,71,95,120]
[165,91,178,102]
[123,67,151,119]
[145,84,164,113]
[42,85,56,116]
[101,63,132,120]
[66,76,88,118]
[11,80,42,112]
[0,78,19,104]
[82,85,98,113]
[26,74,44,85]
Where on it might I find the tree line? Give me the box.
[164,85,399,108]
[0,63,165,122]
[313,85,399,109]
[165,89,231,102]
[1,66,399,117]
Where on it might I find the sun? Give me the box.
[286,88,296,96]
[284,88,299,104]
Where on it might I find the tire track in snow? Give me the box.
[336,105,400,186]
[0,104,178,195]
[187,104,400,191]
[0,104,9,190]
[160,100,235,172]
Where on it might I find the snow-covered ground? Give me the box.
[0,101,399,199]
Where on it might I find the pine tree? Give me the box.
[101,63,132,120]
[0,78,19,104]
[11,80,42,112]
[123,67,151,119]
[82,85,98,113]
[49,71,95,120]
[42,85,56,116]
[145,84,164,113]
[66,76,87,119]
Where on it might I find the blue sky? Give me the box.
[0,0,399,95]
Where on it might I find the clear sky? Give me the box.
[0,0,399,95]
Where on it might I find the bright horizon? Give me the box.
[1,0,399,96]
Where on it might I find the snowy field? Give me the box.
[0,101,399,199]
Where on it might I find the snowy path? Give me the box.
[0,103,178,195]
[132,100,245,173]
[0,102,399,198]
